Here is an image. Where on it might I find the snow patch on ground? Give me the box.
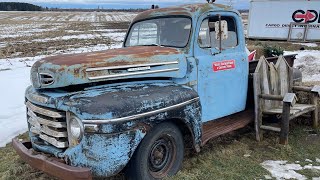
[29,31,125,43]
[261,160,320,180]
[292,43,318,48]
[285,50,320,82]
[0,43,122,71]
[0,67,30,147]
[32,34,101,42]
[0,43,121,147]
[261,160,306,180]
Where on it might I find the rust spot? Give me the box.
[41,46,180,67]
[136,122,152,133]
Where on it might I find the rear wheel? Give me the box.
[127,122,184,180]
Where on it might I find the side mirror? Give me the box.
[214,20,228,40]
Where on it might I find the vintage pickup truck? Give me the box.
[12,3,300,180]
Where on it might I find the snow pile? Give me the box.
[285,50,320,82]
[0,68,30,147]
[261,160,320,180]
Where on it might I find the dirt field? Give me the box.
[0,11,136,59]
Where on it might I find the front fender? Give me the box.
[26,81,202,176]
[74,82,202,150]
[64,128,146,177]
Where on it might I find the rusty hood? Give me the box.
[30,46,188,89]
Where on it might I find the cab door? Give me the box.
[194,12,248,122]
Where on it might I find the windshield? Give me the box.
[125,17,192,48]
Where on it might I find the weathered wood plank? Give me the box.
[311,93,319,128]
[259,94,283,101]
[293,86,313,92]
[269,62,280,107]
[280,102,290,145]
[253,73,263,141]
[289,106,316,120]
[276,56,289,97]
[260,125,281,132]
[290,104,315,110]
[263,108,299,115]
[261,57,272,109]
[263,104,315,115]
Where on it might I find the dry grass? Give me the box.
[173,125,320,180]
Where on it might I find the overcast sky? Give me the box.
[0,0,250,9]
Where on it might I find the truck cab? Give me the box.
[13,3,250,179]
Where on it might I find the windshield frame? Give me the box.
[124,15,193,48]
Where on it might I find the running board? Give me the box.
[201,109,254,146]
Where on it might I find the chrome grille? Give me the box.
[26,101,68,148]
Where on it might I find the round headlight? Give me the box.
[69,117,83,140]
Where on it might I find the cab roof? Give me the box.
[133,3,238,22]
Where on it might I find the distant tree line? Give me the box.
[0,2,42,11]
[0,2,147,12]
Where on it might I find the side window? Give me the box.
[198,16,238,50]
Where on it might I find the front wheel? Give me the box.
[127,122,184,180]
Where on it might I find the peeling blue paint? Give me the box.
[64,129,146,177]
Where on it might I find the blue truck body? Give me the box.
[14,3,253,179]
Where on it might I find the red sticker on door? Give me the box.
[213,60,236,72]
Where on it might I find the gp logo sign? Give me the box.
[213,60,235,72]
[292,10,320,23]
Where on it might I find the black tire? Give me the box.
[126,122,184,180]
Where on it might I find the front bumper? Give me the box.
[12,139,92,180]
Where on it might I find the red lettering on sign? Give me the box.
[213,60,236,72]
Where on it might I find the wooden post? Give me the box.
[280,102,290,145]
[311,93,319,129]
[253,73,263,141]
